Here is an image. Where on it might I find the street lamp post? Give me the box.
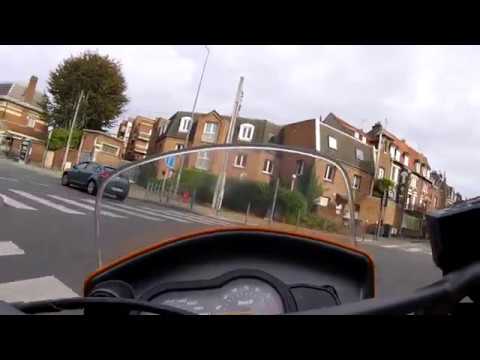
[174,45,210,197]
[398,168,411,239]
[42,125,54,168]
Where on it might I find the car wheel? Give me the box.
[61,174,69,186]
[87,180,97,196]
[117,194,127,201]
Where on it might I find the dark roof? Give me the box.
[0,82,45,109]
[163,110,280,144]
[323,113,368,137]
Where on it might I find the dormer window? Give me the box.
[179,116,192,133]
[238,123,255,142]
[403,154,409,167]
[415,161,421,173]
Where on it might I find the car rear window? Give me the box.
[103,166,128,179]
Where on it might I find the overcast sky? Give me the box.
[0,45,477,198]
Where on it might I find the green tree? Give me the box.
[48,128,82,151]
[42,51,128,130]
[298,163,323,212]
[373,178,395,197]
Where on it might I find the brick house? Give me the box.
[76,129,124,168]
[117,118,133,157]
[278,115,375,226]
[123,116,155,161]
[148,110,280,183]
[0,76,47,164]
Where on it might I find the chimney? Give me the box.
[23,75,38,104]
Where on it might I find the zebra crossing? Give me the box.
[1,189,231,226]
[360,237,433,256]
[0,241,78,303]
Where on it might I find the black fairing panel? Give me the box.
[87,230,374,305]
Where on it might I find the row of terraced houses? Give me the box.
[0,76,462,237]
[116,110,462,237]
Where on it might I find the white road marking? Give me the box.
[47,195,126,218]
[141,206,229,225]
[405,248,423,253]
[0,177,18,182]
[81,199,164,221]
[8,190,85,215]
[381,245,401,248]
[107,202,190,223]
[0,242,25,256]
[0,276,78,303]
[0,193,37,210]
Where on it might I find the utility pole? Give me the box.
[269,177,280,224]
[62,90,84,171]
[174,45,210,198]
[212,76,244,211]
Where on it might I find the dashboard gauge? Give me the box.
[220,279,284,315]
[143,270,296,315]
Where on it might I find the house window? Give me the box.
[101,143,118,155]
[262,159,273,174]
[415,161,421,173]
[378,167,385,179]
[175,143,185,151]
[318,196,329,207]
[195,151,210,170]
[238,123,255,142]
[383,140,388,153]
[395,149,401,162]
[202,122,218,143]
[426,169,431,179]
[27,116,35,128]
[296,160,304,175]
[353,175,361,189]
[423,182,428,193]
[433,197,438,208]
[391,164,400,183]
[158,123,168,136]
[179,116,192,133]
[361,136,367,144]
[404,154,409,167]
[410,175,417,188]
[234,154,247,168]
[390,145,396,159]
[328,136,337,150]
[355,148,364,161]
[354,131,360,139]
[324,164,335,182]
[422,166,427,178]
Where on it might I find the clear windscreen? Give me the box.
[94,146,357,271]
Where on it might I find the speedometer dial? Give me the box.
[220,279,284,315]
[150,277,285,315]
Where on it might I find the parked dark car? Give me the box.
[61,161,130,201]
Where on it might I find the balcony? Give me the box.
[137,132,151,141]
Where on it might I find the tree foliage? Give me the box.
[373,178,395,197]
[298,163,323,212]
[42,51,128,130]
[48,128,82,151]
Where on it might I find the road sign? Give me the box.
[165,156,176,169]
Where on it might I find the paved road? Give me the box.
[0,159,442,307]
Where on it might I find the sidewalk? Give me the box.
[0,158,62,178]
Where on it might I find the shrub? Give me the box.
[373,178,395,197]
[300,213,338,232]
[277,188,307,224]
[223,178,273,216]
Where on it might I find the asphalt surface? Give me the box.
[0,158,442,308]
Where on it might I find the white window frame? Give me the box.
[324,164,335,182]
[195,151,210,170]
[202,122,218,143]
[328,136,337,150]
[378,167,385,179]
[410,175,417,188]
[234,154,247,168]
[353,175,361,189]
[404,154,409,167]
[26,116,35,128]
[262,159,273,174]
[296,160,304,176]
[318,196,329,207]
[395,149,401,162]
[354,131,360,139]
[179,116,192,133]
[238,123,255,142]
[355,148,364,161]
[391,164,401,184]
[100,143,119,156]
[383,140,388,153]
[415,161,421,173]
[390,145,396,159]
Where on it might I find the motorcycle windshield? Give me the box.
[94,145,358,273]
